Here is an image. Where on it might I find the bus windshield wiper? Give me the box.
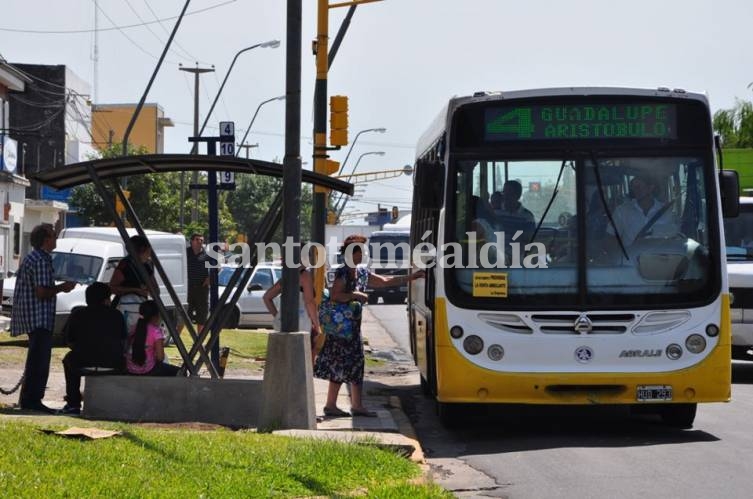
[590,151,629,260]
[529,159,569,245]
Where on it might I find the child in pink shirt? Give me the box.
[126,300,180,376]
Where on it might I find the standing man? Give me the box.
[11,224,76,413]
[186,233,209,333]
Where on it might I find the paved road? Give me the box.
[368,303,753,499]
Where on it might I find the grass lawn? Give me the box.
[165,328,270,375]
[0,420,451,498]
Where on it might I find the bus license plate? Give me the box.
[636,385,672,402]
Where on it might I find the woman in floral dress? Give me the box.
[314,234,423,417]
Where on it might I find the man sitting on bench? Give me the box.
[60,282,127,415]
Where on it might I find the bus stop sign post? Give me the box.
[187,121,235,370]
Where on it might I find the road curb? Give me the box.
[388,394,425,463]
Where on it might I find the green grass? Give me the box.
[0,421,451,498]
[166,328,269,375]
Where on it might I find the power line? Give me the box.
[124,0,191,63]
[0,0,237,34]
[94,1,179,64]
[141,0,206,64]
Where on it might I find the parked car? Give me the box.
[2,227,187,335]
[218,262,282,328]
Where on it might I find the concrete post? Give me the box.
[259,332,316,430]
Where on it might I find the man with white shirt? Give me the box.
[608,175,678,245]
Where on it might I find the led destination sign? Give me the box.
[484,104,677,141]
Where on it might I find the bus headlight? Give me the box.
[666,344,683,360]
[487,344,504,361]
[463,335,484,355]
[450,326,464,339]
[685,334,706,354]
[705,324,719,337]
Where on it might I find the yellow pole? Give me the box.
[312,0,329,302]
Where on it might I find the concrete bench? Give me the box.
[83,376,263,428]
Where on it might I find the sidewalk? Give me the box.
[1,308,424,460]
[277,306,424,461]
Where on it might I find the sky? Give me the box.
[2,0,752,225]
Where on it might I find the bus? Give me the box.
[408,87,740,428]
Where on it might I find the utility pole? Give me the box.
[179,64,215,228]
[237,143,258,158]
[312,0,380,298]
[259,0,317,431]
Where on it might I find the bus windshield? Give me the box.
[448,153,716,308]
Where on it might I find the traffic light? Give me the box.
[324,159,340,175]
[115,190,131,216]
[391,206,399,221]
[327,209,338,225]
[330,95,348,146]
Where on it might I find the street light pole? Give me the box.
[336,127,386,176]
[235,95,286,156]
[178,41,280,231]
[197,40,280,145]
[335,151,384,218]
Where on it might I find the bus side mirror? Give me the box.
[719,169,740,218]
[415,160,444,210]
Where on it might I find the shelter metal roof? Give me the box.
[32,154,354,194]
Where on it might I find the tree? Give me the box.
[69,144,235,238]
[713,99,753,148]
[225,173,313,244]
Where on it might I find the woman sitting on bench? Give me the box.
[125,300,180,376]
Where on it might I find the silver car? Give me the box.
[218,263,281,328]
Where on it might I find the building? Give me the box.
[6,63,94,249]
[92,103,173,153]
[0,57,31,278]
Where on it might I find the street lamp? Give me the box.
[197,39,280,141]
[181,39,279,229]
[236,95,286,156]
[336,127,386,176]
[335,151,385,217]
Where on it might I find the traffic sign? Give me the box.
[220,171,235,184]
[219,121,235,137]
[219,121,235,187]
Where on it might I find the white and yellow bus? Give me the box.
[409,87,740,428]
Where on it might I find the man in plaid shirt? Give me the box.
[11,224,75,413]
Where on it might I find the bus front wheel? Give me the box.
[660,403,697,429]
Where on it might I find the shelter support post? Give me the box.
[112,179,217,378]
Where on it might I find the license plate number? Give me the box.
[636,385,672,402]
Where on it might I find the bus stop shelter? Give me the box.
[33,154,353,427]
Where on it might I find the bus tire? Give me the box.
[660,403,697,429]
[437,401,461,428]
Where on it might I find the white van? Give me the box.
[724,197,753,358]
[365,229,411,305]
[2,227,187,335]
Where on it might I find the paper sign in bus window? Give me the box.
[473,272,508,297]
